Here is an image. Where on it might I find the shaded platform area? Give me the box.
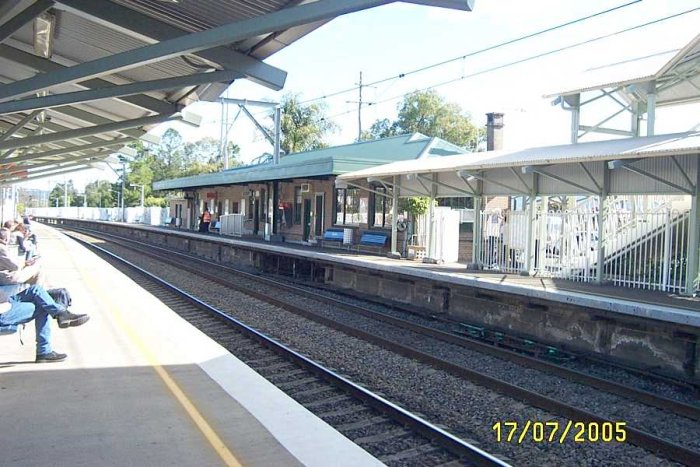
[0,224,381,467]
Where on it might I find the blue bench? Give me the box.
[323,229,345,242]
[359,231,389,247]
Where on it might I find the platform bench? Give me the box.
[358,231,389,254]
[321,228,346,249]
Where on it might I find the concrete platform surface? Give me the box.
[0,225,383,467]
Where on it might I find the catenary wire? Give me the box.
[320,6,700,122]
[299,0,643,106]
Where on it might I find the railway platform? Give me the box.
[0,224,382,467]
[35,218,700,380]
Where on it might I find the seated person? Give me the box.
[13,223,37,259]
[0,228,42,285]
[0,284,89,362]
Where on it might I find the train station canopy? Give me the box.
[546,33,700,108]
[337,131,700,197]
[153,133,467,191]
[0,0,475,185]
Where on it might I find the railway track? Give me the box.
[63,229,508,466]
[62,226,700,466]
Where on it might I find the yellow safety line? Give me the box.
[69,246,242,467]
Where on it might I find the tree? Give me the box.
[270,94,336,154]
[85,180,116,207]
[364,90,484,150]
[48,180,79,207]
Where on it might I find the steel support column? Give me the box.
[596,162,609,284]
[391,175,399,256]
[566,94,580,144]
[684,162,700,295]
[647,82,657,136]
[525,174,539,274]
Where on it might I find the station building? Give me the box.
[153,133,468,245]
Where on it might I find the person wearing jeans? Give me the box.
[0,285,89,362]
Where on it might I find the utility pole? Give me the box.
[347,72,374,141]
[357,71,363,141]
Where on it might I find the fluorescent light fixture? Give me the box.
[608,160,624,170]
[456,170,476,181]
[521,165,536,174]
[181,111,203,127]
[335,179,348,189]
[140,133,161,145]
[33,11,56,59]
[118,147,137,158]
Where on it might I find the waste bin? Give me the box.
[343,228,353,245]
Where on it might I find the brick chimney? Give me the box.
[486,112,504,151]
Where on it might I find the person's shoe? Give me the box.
[56,311,90,329]
[36,351,67,363]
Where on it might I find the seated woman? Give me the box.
[0,228,42,285]
[13,223,37,260]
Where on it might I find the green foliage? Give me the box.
[48,180,79,207]
[85,180,116,207]
[364,90,484,150]
[271,93,337,154]
[399,197,434,216]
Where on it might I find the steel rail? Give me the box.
[66,230,510,467]
[65,224,700,421]
[62,226,700,466]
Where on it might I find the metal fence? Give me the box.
[478,203,691,292]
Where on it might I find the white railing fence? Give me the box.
[27,206,169,225]
[478,201,691,292]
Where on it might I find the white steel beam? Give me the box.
[0,44,179,115]
[0,113,181,151]
[54,0,288,91]
[0,109,42,141]
[522,165,599,195]
[0,164,93,183]
[608,160,695,195]
[1,148,114,175]
[0,0,392,101]
[2,137,133,164]
[0,69,241,115]
[0,0,54,43]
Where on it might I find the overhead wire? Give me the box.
[300,0,643,106]
[320,6,700,122]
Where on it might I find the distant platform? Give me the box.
[0,224,381,466]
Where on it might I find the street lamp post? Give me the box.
[131,184,144,208]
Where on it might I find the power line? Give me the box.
[322,6,700,122]
[302,0,643,106]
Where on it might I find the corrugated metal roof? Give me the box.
[153,133,468,190]
[338,131,700,180]
[546,33,700,107]
[0,0,474,184]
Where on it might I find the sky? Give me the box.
[23,0,700,190]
